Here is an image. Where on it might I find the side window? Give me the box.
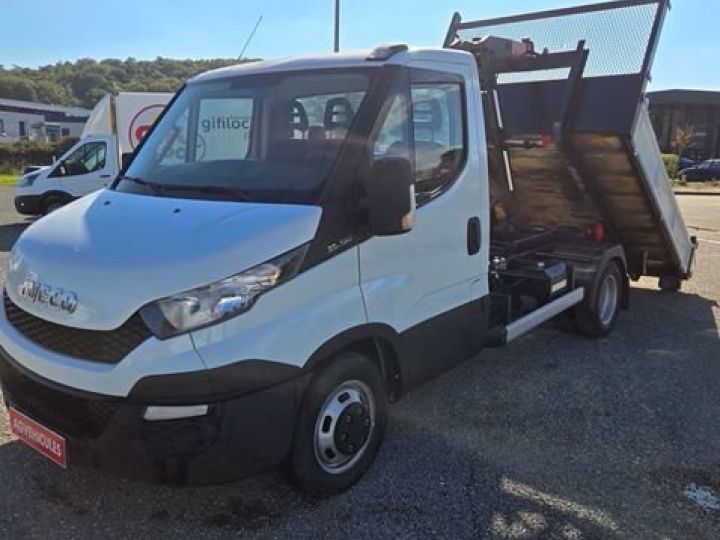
[373,95,410,160]
[410,82,465,204]
[61,142,107,176]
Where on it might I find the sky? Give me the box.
[0,0,717,91]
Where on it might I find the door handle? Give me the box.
[467,217,481,256]
[100,174,112,178]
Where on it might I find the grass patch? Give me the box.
[0,174,18,187]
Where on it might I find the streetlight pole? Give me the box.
[334,0,340,53]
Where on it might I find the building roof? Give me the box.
[647,89,720,107]
[0,97,91,118]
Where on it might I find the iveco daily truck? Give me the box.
[14,92,172,215]
[0,0,696,496]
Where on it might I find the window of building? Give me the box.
[46,125,61,143]
[61,128,70,137]
[18,121,26,138]
[0,119,5,135]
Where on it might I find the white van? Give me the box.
[14,92,172,215]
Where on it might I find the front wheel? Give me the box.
[288,352,387,497]
[42,196,65,215]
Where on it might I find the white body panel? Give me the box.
[192,249,366,370]
[359,57,489,333]
[7,190,322,330]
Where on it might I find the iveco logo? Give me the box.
[18,279,78,314]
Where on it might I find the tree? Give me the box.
[673,124,695,159]
[0,74,38,101]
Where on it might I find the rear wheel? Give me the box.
[288,352,387,497]
[572,262,623,338]
[659,275,682,292]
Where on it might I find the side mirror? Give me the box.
[366,157,415,236]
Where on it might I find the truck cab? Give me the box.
[1,46,494,492]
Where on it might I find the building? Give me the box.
[0,98,90,144]
[648,90,720,161]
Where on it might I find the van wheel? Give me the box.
[658,276,682,292]
[42,196,65,215]
[288,352,387,497]
[572,261,622,338]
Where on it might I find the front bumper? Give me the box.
[0,350,310,484]
[14,195,43,215]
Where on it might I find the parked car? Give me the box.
[679,159,720,182]
[677,157,696,172]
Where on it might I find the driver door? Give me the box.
[52,138,114,196]
[359,63,490,388]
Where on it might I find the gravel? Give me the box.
[0,190,718,539]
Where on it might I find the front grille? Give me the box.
[4,292,152,364]
[0,356,119,438]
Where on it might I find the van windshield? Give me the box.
[118,68,373,204]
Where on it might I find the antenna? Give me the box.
[334,0,340,53]
[239,15,263,60]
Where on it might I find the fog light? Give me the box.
[144,405,209,421]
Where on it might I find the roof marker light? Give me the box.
[367,44,409,61]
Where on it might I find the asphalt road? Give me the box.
[0,190,718,539]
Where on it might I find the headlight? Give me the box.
[17,172,40,187]
[140,245,307,338]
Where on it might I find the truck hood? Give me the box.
[7,190,322,330]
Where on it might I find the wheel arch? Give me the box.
[574,245,629,311]
[40,190,74,212]
[304,324,406,402]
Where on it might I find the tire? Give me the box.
[42,196,65,215]
[288,351,387,497]
[658,276,682,292]
[572,261,623,338]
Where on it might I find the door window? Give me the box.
[410,83,466,204]
[371,79,466,205]
[56,142,107,176]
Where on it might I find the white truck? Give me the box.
[14,92,172,215]
[0,0,696,496]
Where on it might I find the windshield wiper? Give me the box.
[159,184,257,202]
[117,175,165,195]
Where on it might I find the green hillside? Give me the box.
[0,57,257,109]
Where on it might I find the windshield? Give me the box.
[119,68,373,204]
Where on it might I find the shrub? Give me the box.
[661,153,679,180]
[0,136,79,174]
